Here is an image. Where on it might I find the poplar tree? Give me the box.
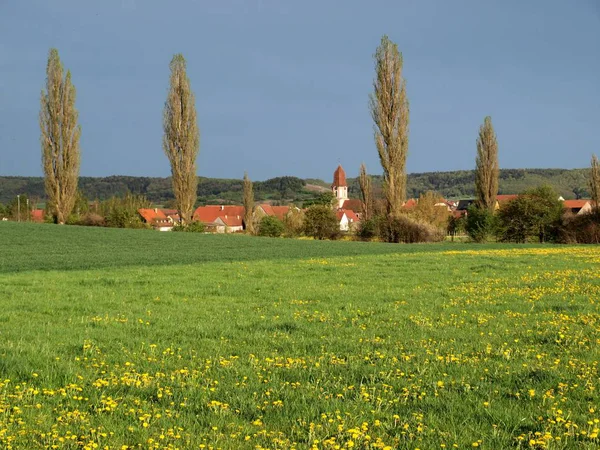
[358,163,373,220]
[243,172,255,234]
[369,35,409,218]
[40,48,81,224]
[163,54,199,224]
[590,154,600,215]
[475,116,499,212]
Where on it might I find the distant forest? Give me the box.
[0,168,591,205]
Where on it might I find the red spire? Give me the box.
[333,165,347,187]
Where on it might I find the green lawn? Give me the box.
[0,222,598,449]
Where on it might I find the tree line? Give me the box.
[3,38,599,244]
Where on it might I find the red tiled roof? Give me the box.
[31,209,44,223]
[271,206,290,221]
[219,215,244,227]
[138,208,168,224]
[563,200,590,209]
[333,165,347,187]
[257,204,291,221]
[343,209,359,222]
[342,199,363,212]
[403,198,418,209]
[496,194,518,203]
[193,205,245,223]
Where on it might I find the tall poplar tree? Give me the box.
[163,54,199,224]
[475,116,499,212]
[369,35,409,218]
[40,48,81,224]
[358,163,373,220]
[243,172,255,234]
[590,154,600,215]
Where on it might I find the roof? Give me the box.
[219,215,244,227]
[342,199,363,212]
[332,165,347,187]
[456,199,475,211]
[257,204,291,221]
[138,208,168,224]
[336,209,360,222]
[563,199,590,209]
[193,205,245,223]
[343,209,359,222]
[31,209,44,223]
[496,194,518,203]
[403,198,418,209]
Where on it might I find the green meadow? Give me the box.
[0,222,598,449]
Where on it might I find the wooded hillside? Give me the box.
[0,168,591,205]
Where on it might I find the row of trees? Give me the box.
[38,49,200,225]
[25,40,600,245]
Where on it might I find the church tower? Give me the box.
[332,165,348,209]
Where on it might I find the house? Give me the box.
[193,205,245,233]
[563,199,593,215]
[138,208,174,231]
[403,198,418,210]
[31,209,45,223]
[254,204,296,222]
[161,209,181,224]
[341,198,363,214]
[336,209,359,231]
[456,199,476,211]
[496,194,518,205]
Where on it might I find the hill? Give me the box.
[0,168,591,205]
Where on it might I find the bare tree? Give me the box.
[243,172,255,234]
[369,35,409,218]
[475,116,499,212]
[163,54,199,224]
[40,48,81,224]
[358,163,373,220]
[591,154,600,215]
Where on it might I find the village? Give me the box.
[122,165,597,233]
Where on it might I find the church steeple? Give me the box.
[332,165,348,208]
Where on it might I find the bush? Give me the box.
[356,218,377,241]
[303,205,340,240]
[173,221,206,233]
[283,207,304,237]
[377,215,445,243]
[79,213,105,227]
[258,216,284,237]
[559,213,600,244]
[496,186,563,243]
[465,206,496,243]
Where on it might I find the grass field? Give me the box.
[0,222,599,449]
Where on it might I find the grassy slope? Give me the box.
[0,222,599,449]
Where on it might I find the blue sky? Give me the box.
[0,0,599,181]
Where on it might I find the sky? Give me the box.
[0,0,599,181]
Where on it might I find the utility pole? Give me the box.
[17,195,20,222]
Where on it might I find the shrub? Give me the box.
[496,186,563,243]
[258,216,284,237]
[79,213,105,227]
[377,215,445,243]
[173,221,206,233]
[559,213,600,244]
[283,207,304,238]
[447,215,465,240]
[303,205,340,240]
[465,206,496,243]
[356,218,377,241]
